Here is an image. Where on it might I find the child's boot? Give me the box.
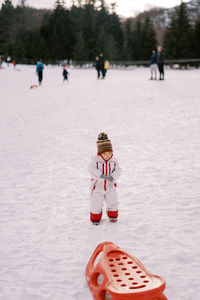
[107,210,118,222]
[90,212,102,225]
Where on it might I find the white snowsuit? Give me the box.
[88,154,121,215]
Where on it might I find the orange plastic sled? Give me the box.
[85,242,167,300]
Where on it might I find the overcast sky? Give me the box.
[0,0,191,17]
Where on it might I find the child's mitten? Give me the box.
[106,175,114,182]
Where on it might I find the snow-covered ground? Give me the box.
[0,65,200,300]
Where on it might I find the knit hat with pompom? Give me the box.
[97,132,113,155]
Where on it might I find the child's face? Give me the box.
[101,151,112,161]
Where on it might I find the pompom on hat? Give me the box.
[97,132,113,155]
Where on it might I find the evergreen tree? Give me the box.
[164,3,194,59]
[46,0,72,59]
[105,34,118,60]
[194,18,200,57]
[0,0,163,63]
[1,0,13,10]
[81,3,97,60]
[12,33,26,59]
[107,11,123,58]
[19,0,27,6]
[96,26,107,55]
[0,0,14,55]
[163,14,176,58]
[70,4,83,45]
[132,17,157,60]
[132,19,143,60]
[141,17,157,59]
[28,29,41,60]
[121,19,132,60]
[73,31,89,62]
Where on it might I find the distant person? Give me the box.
[99,53,105,79]
[7,56,11,67]
[150,49,157,80]
[95,56,100,79]
[36,60,44,86]
[0,56,2,69]
[104,60,110,77]
[157,46,165,80]
[62,65,69,82]
[13,60,16,69]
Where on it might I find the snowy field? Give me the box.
[0,64,200,300]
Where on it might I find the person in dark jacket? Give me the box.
[157,46,165,80]
[62,65,69,82]
[95,56,100,79]
[36,60,44,85]
[150,49,157,80]
[99,53,105,79]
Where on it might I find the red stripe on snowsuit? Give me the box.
[107,210,118,218]
[104,161,108,191]
[91,184,96,195]
[90,212,102,222]
[102,163,106,191]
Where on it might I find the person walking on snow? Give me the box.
[36,60,44,86]
[95,56,100,79]
[62,65,69,82]
[0,56,2,69]
[88,132,121,225]
[7,56,11,67]
[157,45,165,80]
[12,60,16,69]
[150,49,157,80]
[104,60,110,77]
[99,53,105,79]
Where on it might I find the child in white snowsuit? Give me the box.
[88,132,121,225]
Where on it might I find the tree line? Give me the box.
[0,0,200,63]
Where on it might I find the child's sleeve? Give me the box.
[111,159,121,181]
[88,156,101,179]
